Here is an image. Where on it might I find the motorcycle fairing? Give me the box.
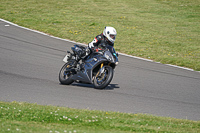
[70,53,108,84]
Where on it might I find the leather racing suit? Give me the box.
[87,33,114,53]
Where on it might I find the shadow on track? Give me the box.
[63,83,120,90]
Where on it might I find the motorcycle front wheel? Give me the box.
[93,65,113,89]
[59,63,74,85]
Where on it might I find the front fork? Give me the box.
[96,63,104,77]
[96,62,111,77]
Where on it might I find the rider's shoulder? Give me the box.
[96,33,104,41]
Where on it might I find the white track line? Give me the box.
[1,18,199,73]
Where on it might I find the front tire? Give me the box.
[93,66,113,89]
[59,63,74,85]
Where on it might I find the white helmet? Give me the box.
[103,26,117,44]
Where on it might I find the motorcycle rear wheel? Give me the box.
[93,65,113,89]
[59,63,74,85]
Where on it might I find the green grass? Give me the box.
[0,101,200,133]
[0,0,200,70]
[0,1,199,132]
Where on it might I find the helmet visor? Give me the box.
[110,34,116,40]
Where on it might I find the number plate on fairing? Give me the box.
[63,54,69,63]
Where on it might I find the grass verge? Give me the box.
[0,101,200,133]
[0,0,199,70]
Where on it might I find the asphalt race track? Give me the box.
[0,19,200,121]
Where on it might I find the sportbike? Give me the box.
[59,44,119,89]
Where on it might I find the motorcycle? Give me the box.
[59,44,119,89]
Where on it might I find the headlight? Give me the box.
[104,51,115,62]
[104,51,114,61]
[105,54,111,61]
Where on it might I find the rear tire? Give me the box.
[59,63,74,85]
[93,66,113,89]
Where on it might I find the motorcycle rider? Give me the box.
[84,26,117,58]
[72,26,117,67]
